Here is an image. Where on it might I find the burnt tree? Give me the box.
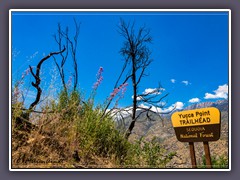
[105,20,172,139]
[15,48,66,130]
[118,20,153,139]
[53,23,69,92]
[53,19,81,92]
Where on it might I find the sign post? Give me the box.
[189,142,197,168]
[171,107,221,168]
[203,141,212,168]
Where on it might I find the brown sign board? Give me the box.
[171,107,221,142]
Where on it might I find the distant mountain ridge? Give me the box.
[184,99,229,112]
[116,99,229,125]
[126,99,229,168]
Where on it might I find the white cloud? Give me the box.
[138,103,149,109]
[110,101,185,120]
[204,84,228,99]
[156,101,184,113]
[182,80,190,86]
[157,101,167,107]
[143,88,165,95]
[108,107,133,120]
[138,101,184,114]
[136,96,143,101]
[175,102,184,110]
[170,79,176,83]
[132,88,166,100]
[138,103,163,113]
[189,98,200,103]
[131,95,144,101]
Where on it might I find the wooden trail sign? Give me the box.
[171,107,221,142]
[171,107,221,168]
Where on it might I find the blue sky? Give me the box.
[11,10,229,111]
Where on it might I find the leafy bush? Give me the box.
[200,155,228,168]
[12,88,175,168]
[123,137,176,168]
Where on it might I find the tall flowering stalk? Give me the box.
[109,83,128,107]
[12,86,20,105]
[92,67,104,90]
[15,67,32,87]
[21,67,31,79]
[66,76,73,90]
[12,67,33,104]
[101,82,129,120]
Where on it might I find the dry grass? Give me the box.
[11,90,176,169]
[12,114,72,168]
[11,100,127,169]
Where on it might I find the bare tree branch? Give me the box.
[110,19,172,140]
[53,23,69,92]
[14,47,66,131]
[29,47,66,111]
[60,18,81,91]
[118,19,154,139]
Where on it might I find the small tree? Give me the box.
[15,48,66,129]
[14,19,81,130]
[103,19,171,139]
[53,23,69,92]
[119,19,153,138]
[53,18,81,92]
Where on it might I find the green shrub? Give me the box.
[200,155,228,168]
[74,103,129,161]
[123,137,176,168]
[56,89,82,121]
[58,90,69,110]
[12,87,175,168]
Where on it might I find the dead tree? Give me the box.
[119,19,153,139]
[53,19,80,92]
[53,23,69,92]
[15,48,66,130]
[105,19,172,139]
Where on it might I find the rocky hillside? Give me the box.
[124,100,229,168]
[185,99,228,112]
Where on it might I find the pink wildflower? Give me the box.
[67,76,72,89]
[92,67,104,90]
[13,86,20,97]
[109,83,128,101]
[120,83,128,98]
[21,67,31,79]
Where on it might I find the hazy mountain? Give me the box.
[184,99,229,112]
[120,99,229,168]
[117,99,229,131]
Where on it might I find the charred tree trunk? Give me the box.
[117,19,153,139]
[125,56,137,139]
[15,48,66,131]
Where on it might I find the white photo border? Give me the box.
[9,9,231,172]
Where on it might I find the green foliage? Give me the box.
[75,103,129,161]
[12,86,175,168]
[200,155,228,168]
[56,89,82,121]
[11,102,24,127]
[123,137,176,168]
[51,88,174,167]
[58,90,69,110]
[69,90,81,106]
